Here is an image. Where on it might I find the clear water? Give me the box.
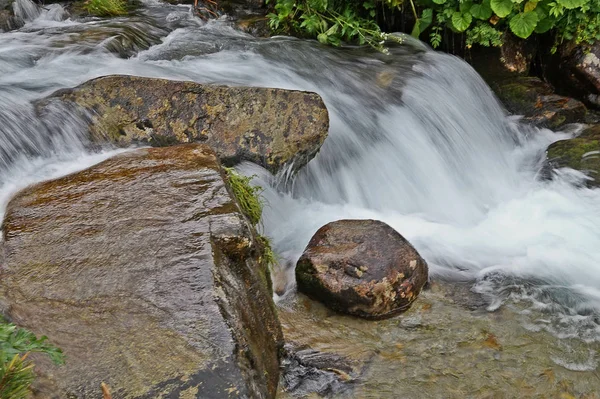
[2,0,600,344]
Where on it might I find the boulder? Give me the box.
[544,124,600,187]
[36,75,329,174]
[0,144,283,398]
[295,219,428,319]
[492,77,587,129]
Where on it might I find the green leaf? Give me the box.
[451,11,473,32]
[509,11,539,38]
[524,0,538,11]
[317,33,328,44]
[460,0,473,12]
[422,8,433,25]
[470,0,493,19]
[556,0,587,9]
[411,20,422,38]
[491,0,513,17]
[534,17,554,32]
[432,0,446,4]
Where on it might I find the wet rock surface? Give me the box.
[277,282,600,398]
[36,75,329,174]
[0,144,283,398]
[545,124,600,187]
[295,219,429,319]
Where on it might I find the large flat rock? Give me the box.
[0,144,283,398]
[36,75,329,174]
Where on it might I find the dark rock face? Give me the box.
[0,144,283,398]
[549,44,600,108]
[0,1,23,32]
[36,75,329,174]
[295,219,428,319]
[544,124,600,187]
[492,77,587,129]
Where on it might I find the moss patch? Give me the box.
[224,168,263,226]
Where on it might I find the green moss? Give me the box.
[547,139,600,169]
[82,0,127,17]
[224,168,263,226]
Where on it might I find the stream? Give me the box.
[1,0,600,390]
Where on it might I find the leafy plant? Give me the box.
[267,0,600,51]
[0,322,64,399]
[414,0,600,48]
[267,0,404,51]
[82,0,127,17]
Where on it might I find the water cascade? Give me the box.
[1,0,600,359]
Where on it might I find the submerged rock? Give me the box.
[0,144,283,398]
[295,219,428,319]
[544,124,600,187]
[36,75,329,174]
[280,343,360,397]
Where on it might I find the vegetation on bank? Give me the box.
[81,0,127,17]
[0,321,64,399]
[267,0,600,50]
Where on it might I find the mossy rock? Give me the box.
[493,77,587,129]
[545,124,600,187]
[36,75,329,174]
[0,144,283,398]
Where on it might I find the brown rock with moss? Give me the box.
[545,124,600,187]
[0,144,283,398]
[295,219,428,319]
[36,75,329,174]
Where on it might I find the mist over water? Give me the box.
[2,0,600,343]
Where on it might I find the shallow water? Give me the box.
[1,0,600,371]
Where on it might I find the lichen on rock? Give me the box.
[36,75,329,174]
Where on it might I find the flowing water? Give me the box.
[2,0,600,380]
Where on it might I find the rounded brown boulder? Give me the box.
[295,219,428,319]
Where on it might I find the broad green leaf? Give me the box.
[534,17,554,32]
[491,0,513,17]
[524,0,538,11]
[433,0,446,4]
[317,33,328,44]
[470,1,493,19]
[411,20,421,38]
[422,8,433,25]
[451,11,473,32]
[556,0,587,9]
[509,11,539,38]
[460,0,473,12]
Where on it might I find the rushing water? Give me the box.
[2,0,600,346]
